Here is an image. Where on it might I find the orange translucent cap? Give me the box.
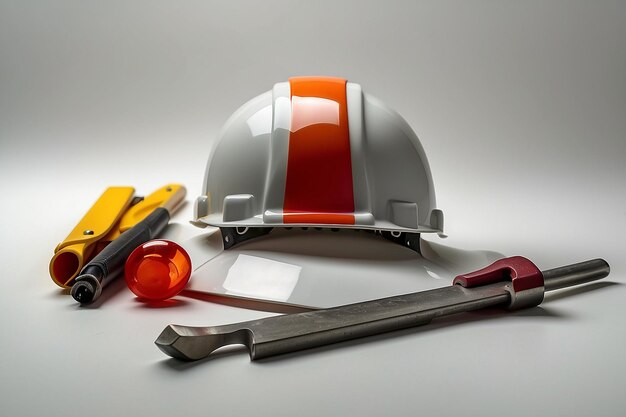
[124,239,192,301]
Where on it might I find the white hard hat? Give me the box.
[194,77,444,250]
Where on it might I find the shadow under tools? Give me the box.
[157,344,249,371]
[509,306,566,318]
[133,298,190,309]
[54,288,71,297]
[180,289,316,314]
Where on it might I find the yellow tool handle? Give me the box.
[119,184,186,233]
[50,184,187,289]
[50,187,135,288]
[103,184,186,243]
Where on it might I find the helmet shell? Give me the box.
[194,77,443,234]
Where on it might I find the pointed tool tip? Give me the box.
[155,325,194,361]
[155,325,181,346]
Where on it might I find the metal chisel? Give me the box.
[155,257,610,361]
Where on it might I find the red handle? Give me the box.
[453,256,544,309]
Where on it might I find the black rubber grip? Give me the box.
[80,207,170,289]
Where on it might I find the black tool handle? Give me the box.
[71,207,170,303]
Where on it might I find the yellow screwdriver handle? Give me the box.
[50,187,135,288]
[105,184,186,241]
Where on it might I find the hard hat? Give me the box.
[194,76,444,250]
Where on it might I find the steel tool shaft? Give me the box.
[156,258,609,361]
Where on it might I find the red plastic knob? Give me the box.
[125,240,192,301]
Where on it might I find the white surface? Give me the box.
[1,1,625,416]
[183,227,505,308]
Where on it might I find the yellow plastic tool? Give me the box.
[50,184,186,288]
[105,184,186,241]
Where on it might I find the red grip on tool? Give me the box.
[453,256,544,292]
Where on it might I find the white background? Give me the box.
[1,1,625,416]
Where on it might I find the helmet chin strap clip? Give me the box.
[377,231,421,254]
[220,226,421,254]
[220,227,274,250]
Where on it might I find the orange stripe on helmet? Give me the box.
[283,76,355,225]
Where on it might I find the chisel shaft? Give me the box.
[156,258,609,361]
